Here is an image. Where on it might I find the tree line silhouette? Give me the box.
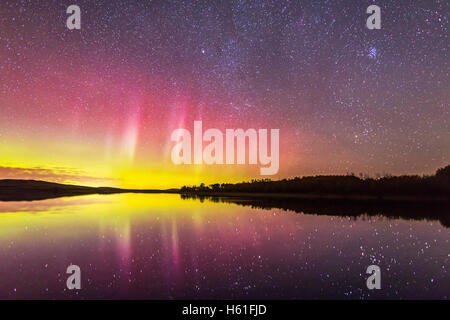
[181,165,450,199]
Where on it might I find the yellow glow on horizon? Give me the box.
[115,165,253,189]
[0,136,259,189]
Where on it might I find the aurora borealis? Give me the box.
[0,0,448,188]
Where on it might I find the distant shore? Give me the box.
[178,191,449,202]
[0,179,178,201]
[180,165,450,202]
[1,176,450,203]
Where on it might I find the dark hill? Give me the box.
[0,180,175,201]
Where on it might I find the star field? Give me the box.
[0,0,448,187]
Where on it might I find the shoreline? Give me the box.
[179,191,449,203]
[0,179,449,203]
[0,179,179,201]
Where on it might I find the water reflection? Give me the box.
[0,194,448,299]
[180,194,450,228]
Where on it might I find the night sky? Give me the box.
[0,0,448,188]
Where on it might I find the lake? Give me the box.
[0,193,448,299]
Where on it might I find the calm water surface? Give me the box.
[0,194,448,299]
